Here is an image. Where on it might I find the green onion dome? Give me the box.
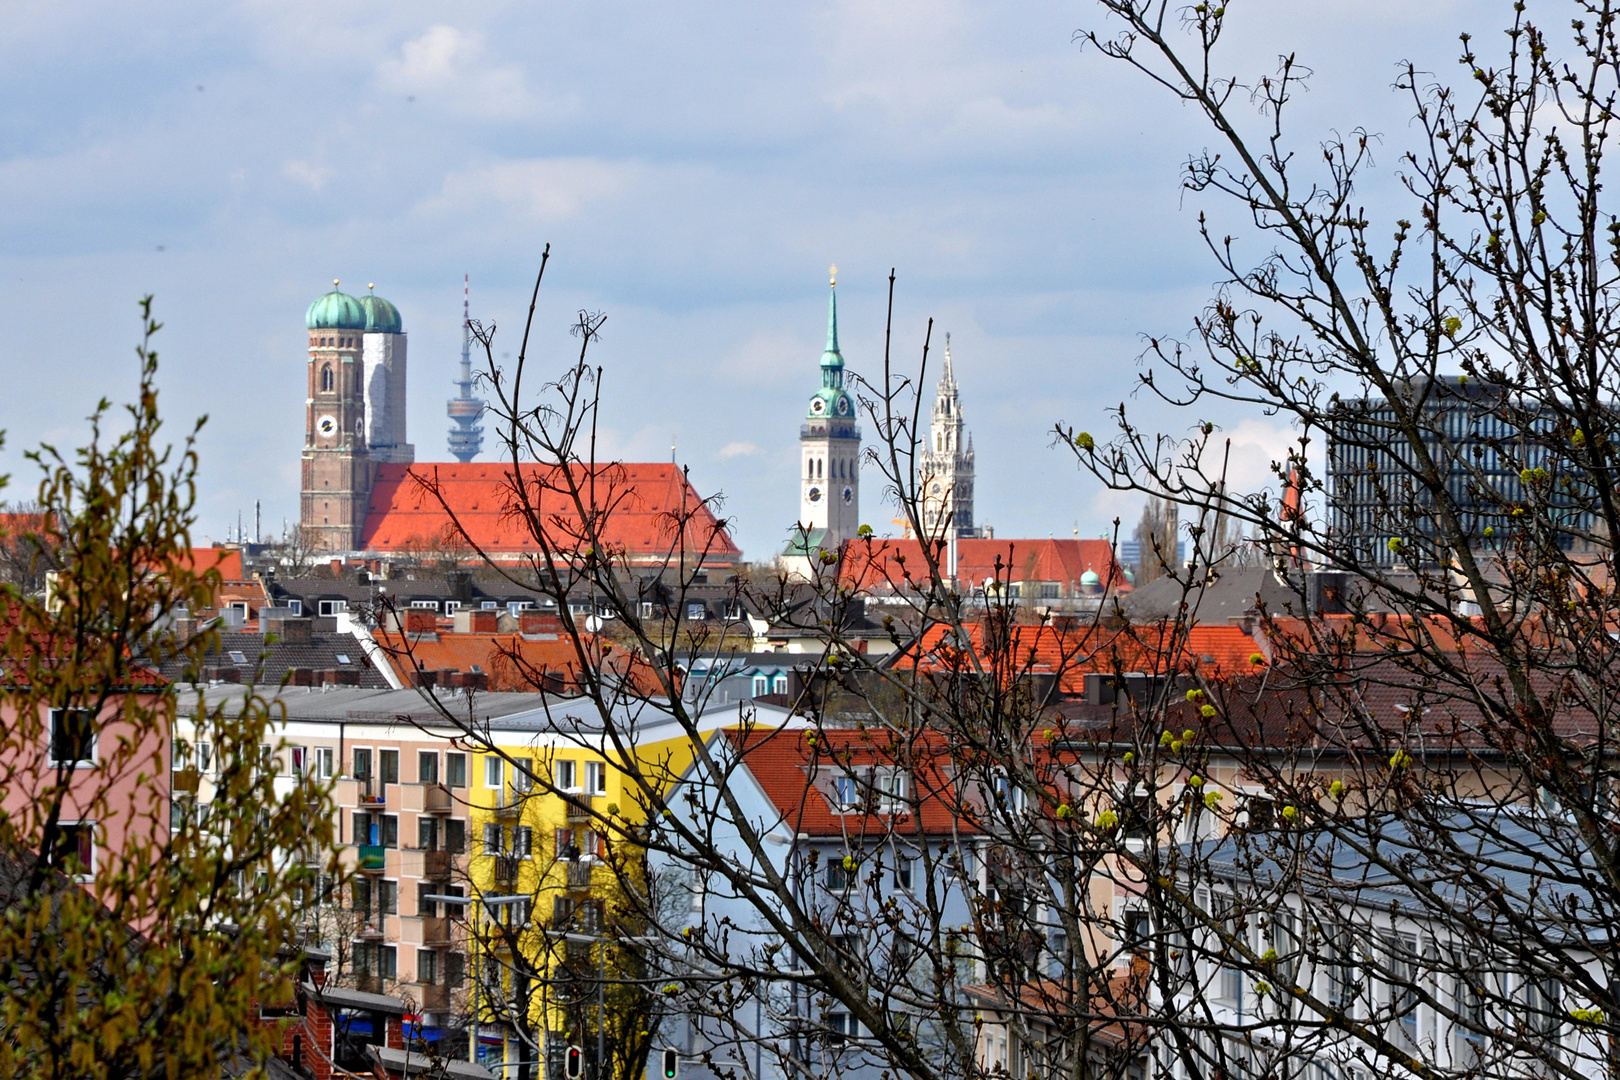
[306,280,367,331]
[358,285,403,334]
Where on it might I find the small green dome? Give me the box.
[306,282,367,331]
[359,289,403,334]
[1081,569,1101,587]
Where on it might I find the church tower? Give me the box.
[794,268,861,548]
[919,333,979,538]
[301,281,375,552]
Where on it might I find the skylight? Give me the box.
[227,650,247,665]
[336,653,352,666]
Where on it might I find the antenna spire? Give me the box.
[446,273,486,462]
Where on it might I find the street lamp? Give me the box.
[543,930,658,1080]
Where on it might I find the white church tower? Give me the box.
[783,267,861,576]
[919,333,979,539]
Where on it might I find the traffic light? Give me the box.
[566,1045,584,1080]
[661,1048,679,1080]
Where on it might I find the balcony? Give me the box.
[423,849,452,880]
[493,789,522,820]
[359,922,385,941]
[564,794,593,824]
[493,856,518,886]
[171,767,200,794]
[565,861,592,891]
[358,784,387,808]
[424,784,453,814]
[423,916,451,947]
[421,983,449,1011]
[357,844,386,873]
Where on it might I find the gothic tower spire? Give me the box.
[920,332,979,539]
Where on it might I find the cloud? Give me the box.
[414,157,640,223]
[281,160,331,191]
[718,441,758,458]
[375,25,542,120]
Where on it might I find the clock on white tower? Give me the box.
[317,415,338,438]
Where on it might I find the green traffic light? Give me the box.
[662,1048,678,1080]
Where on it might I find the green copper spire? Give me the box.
[821,264,842,368]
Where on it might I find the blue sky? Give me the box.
[0,0,1503,558]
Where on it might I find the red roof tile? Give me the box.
[179,547,244,581]
[839,537,1129,595]
[358,463,740,563]
[909,621,1265,695]
[721,726,983,837]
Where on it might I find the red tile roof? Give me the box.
[720,726,983,837]
[909,621,1266,695]
[371,626,666,695]
[179,547,244,581]
[358,463,741,563]
[839,537,1129,595]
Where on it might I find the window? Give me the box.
[419,752,439,785]
[508,757,531,793]
[1123,908,1151,958]
[580,830,601,861]
[585,761,607,796]
[320,365,334,392]
[418,949,438,985]
[447,951,466,987]
[410,599,439,611]
[287,599,303,616]
[1326,920,1359,1011]
[687,602,706,621]
[514,826,533,858]
[418,817,439,851]
[227,649,248,665]
[826,853,853,892]
[381,945,397,979]
[773,674,788,695]
[832,775,861,811]
[381,815,398,848]
[353,748,372,780]
[417,882,440,918]
[49,708,96,767]
[826,1011,858,1044]
[894,855,914,892]
[481,600,499,610]
[196,741,214,775]
[1215,894,1244,1007]
[335,652,352,666]
[446,819,466,854]
[317,599,347,616]
[49,822,94,876]
[443,601,462,614]
[380,749,399,784]
[639,601,655,618]
[380,879,398,915]
[1387,933,1419,1044]
[554,759,576,791]
[1040,582,1061,599]
[991,773,1025,813]
[484,755,503,788]
[873,768,909,813]
[752,676,768,698]
[483,823,503,855]
[1121,787,1153,842]
[555,828,578,860]
[446,753,467,787]
[353,879,373,919]
[354,811,377,846]
[314,746,334,779]
[289,746,306,777]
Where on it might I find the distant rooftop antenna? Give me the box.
[446,273,486,462]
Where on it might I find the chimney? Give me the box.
[403,610,437,634]
[264,616,313,644]
[454,609,498,634]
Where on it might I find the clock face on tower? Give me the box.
[317,415,337,437]
[836,396,850,416]
[807,486,822,503]
[809,397,826,416]
[841,486,854,505]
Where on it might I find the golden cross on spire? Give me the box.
[829,264,837,287]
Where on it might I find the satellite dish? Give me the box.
[584,615,603,633]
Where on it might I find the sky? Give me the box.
[0,0,1510,559]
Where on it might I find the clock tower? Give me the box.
[919,333,979,538]
[301,281,374,553]
[795,268,861,547]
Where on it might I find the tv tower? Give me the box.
[446,274,486,462]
